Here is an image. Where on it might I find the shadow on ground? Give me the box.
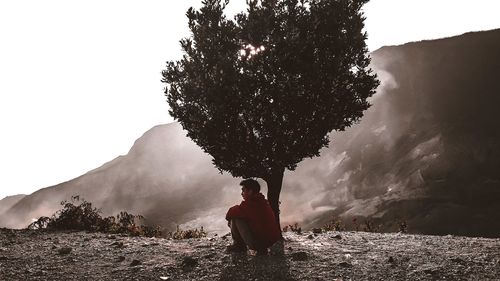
[219,253,295,281]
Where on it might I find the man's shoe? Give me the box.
[226,244,247,253]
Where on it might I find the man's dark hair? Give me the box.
[240,179,260,193]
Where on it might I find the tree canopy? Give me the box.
[162,0,378,183]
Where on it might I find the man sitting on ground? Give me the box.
[225,179,281,255]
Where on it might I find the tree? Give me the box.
[162,0,379,230]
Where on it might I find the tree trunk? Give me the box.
[265,167,285,236]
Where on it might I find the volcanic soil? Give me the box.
[0,228,499,280]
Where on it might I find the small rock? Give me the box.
[182,256,198,267]
[57,247,72,255]
[84,237,91,242]
[287,247,293,251]
[203,253,216,259]
[312,228,322,234]
[338,261,352,268]
[25,268,34,274]
[130,259,141,267]
[160,277,170,280]
[307,234,314,239]
[108,235,117,240]
[332,234,342,240]
[388,256,395,263]
[31,268,44,276]
[269,240,285,256]
[116,256,126,262]
[291,252,308,261]
[111,241,125,248]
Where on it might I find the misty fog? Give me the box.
[2,29,500,238]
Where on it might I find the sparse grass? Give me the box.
[166,225,207,239]
[27,195,407,239]
[283,216,407,235]
[398,220,408,233]
[353,218,381,233]
[322,216,345,232]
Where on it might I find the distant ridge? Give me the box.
[373,28,500,51]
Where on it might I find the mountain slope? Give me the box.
[308,28,500,237]
[0,195,26,215]
[0,122,239,231]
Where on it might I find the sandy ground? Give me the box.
[0,228,499,280]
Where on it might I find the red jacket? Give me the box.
[226,193,281,248]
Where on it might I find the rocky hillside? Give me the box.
[0,228,499,280]
[312,28,500,237]
[1,29,500,237]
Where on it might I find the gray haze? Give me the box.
[1,29,499,237]
[0,195,25,215]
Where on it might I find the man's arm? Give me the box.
[225,201,248,221]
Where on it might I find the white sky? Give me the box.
[0,0,499,200]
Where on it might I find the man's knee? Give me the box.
[230,219,258,249]
[231,218,251,233]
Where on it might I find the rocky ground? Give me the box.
[0,228,499,281]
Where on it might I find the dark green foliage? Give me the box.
[162,0,379,226]
[27,196,162,237]
[163,0,378,178]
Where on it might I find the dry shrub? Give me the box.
[398,220,408,233]
[282,223,302,234]
[27,195,162,237]
[166,225,207,239]
[322,216,345,232]
[353,218,381,233]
